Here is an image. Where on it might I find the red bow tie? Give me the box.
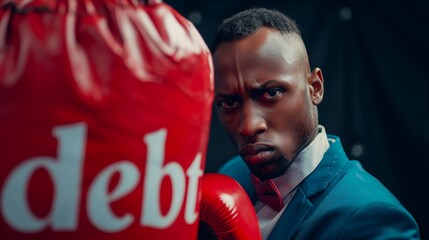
[251,174,284,212]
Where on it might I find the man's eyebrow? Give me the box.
[215,80,280,98]
[250,80,279,97]
[215,93,238,99]
[256,80,279,89]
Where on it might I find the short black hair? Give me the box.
[212,8,301,52]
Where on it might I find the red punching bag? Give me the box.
[0,0,213,239]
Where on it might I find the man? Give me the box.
[213,7,419,240]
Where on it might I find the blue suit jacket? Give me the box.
[218,136,420,240]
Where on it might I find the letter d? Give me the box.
[1,123,86,232]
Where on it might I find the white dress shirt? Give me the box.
[255,125,330,240]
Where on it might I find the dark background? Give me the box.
[165,0,429,237]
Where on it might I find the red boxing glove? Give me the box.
[199,173,261,240]
[0,0,213,239]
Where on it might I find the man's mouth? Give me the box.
[239,144,275,164]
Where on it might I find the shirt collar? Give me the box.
[272,125,330,197]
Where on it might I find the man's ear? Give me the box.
[308,68,324,105]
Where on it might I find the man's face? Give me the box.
[213,27,324,180]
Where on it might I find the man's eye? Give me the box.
[263,88,283,99]
[218,99,239,110]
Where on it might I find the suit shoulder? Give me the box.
[218,155,246,177]
[334,161,402,205]
[337,201,420,239]
[217,155,256,200]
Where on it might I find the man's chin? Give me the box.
[247,155,291,180]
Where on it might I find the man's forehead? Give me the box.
[214,28,305,66]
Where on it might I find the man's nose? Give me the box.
[238,102,267,137]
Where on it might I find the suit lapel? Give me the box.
[267,188,312,240]
[268,135,350,240]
